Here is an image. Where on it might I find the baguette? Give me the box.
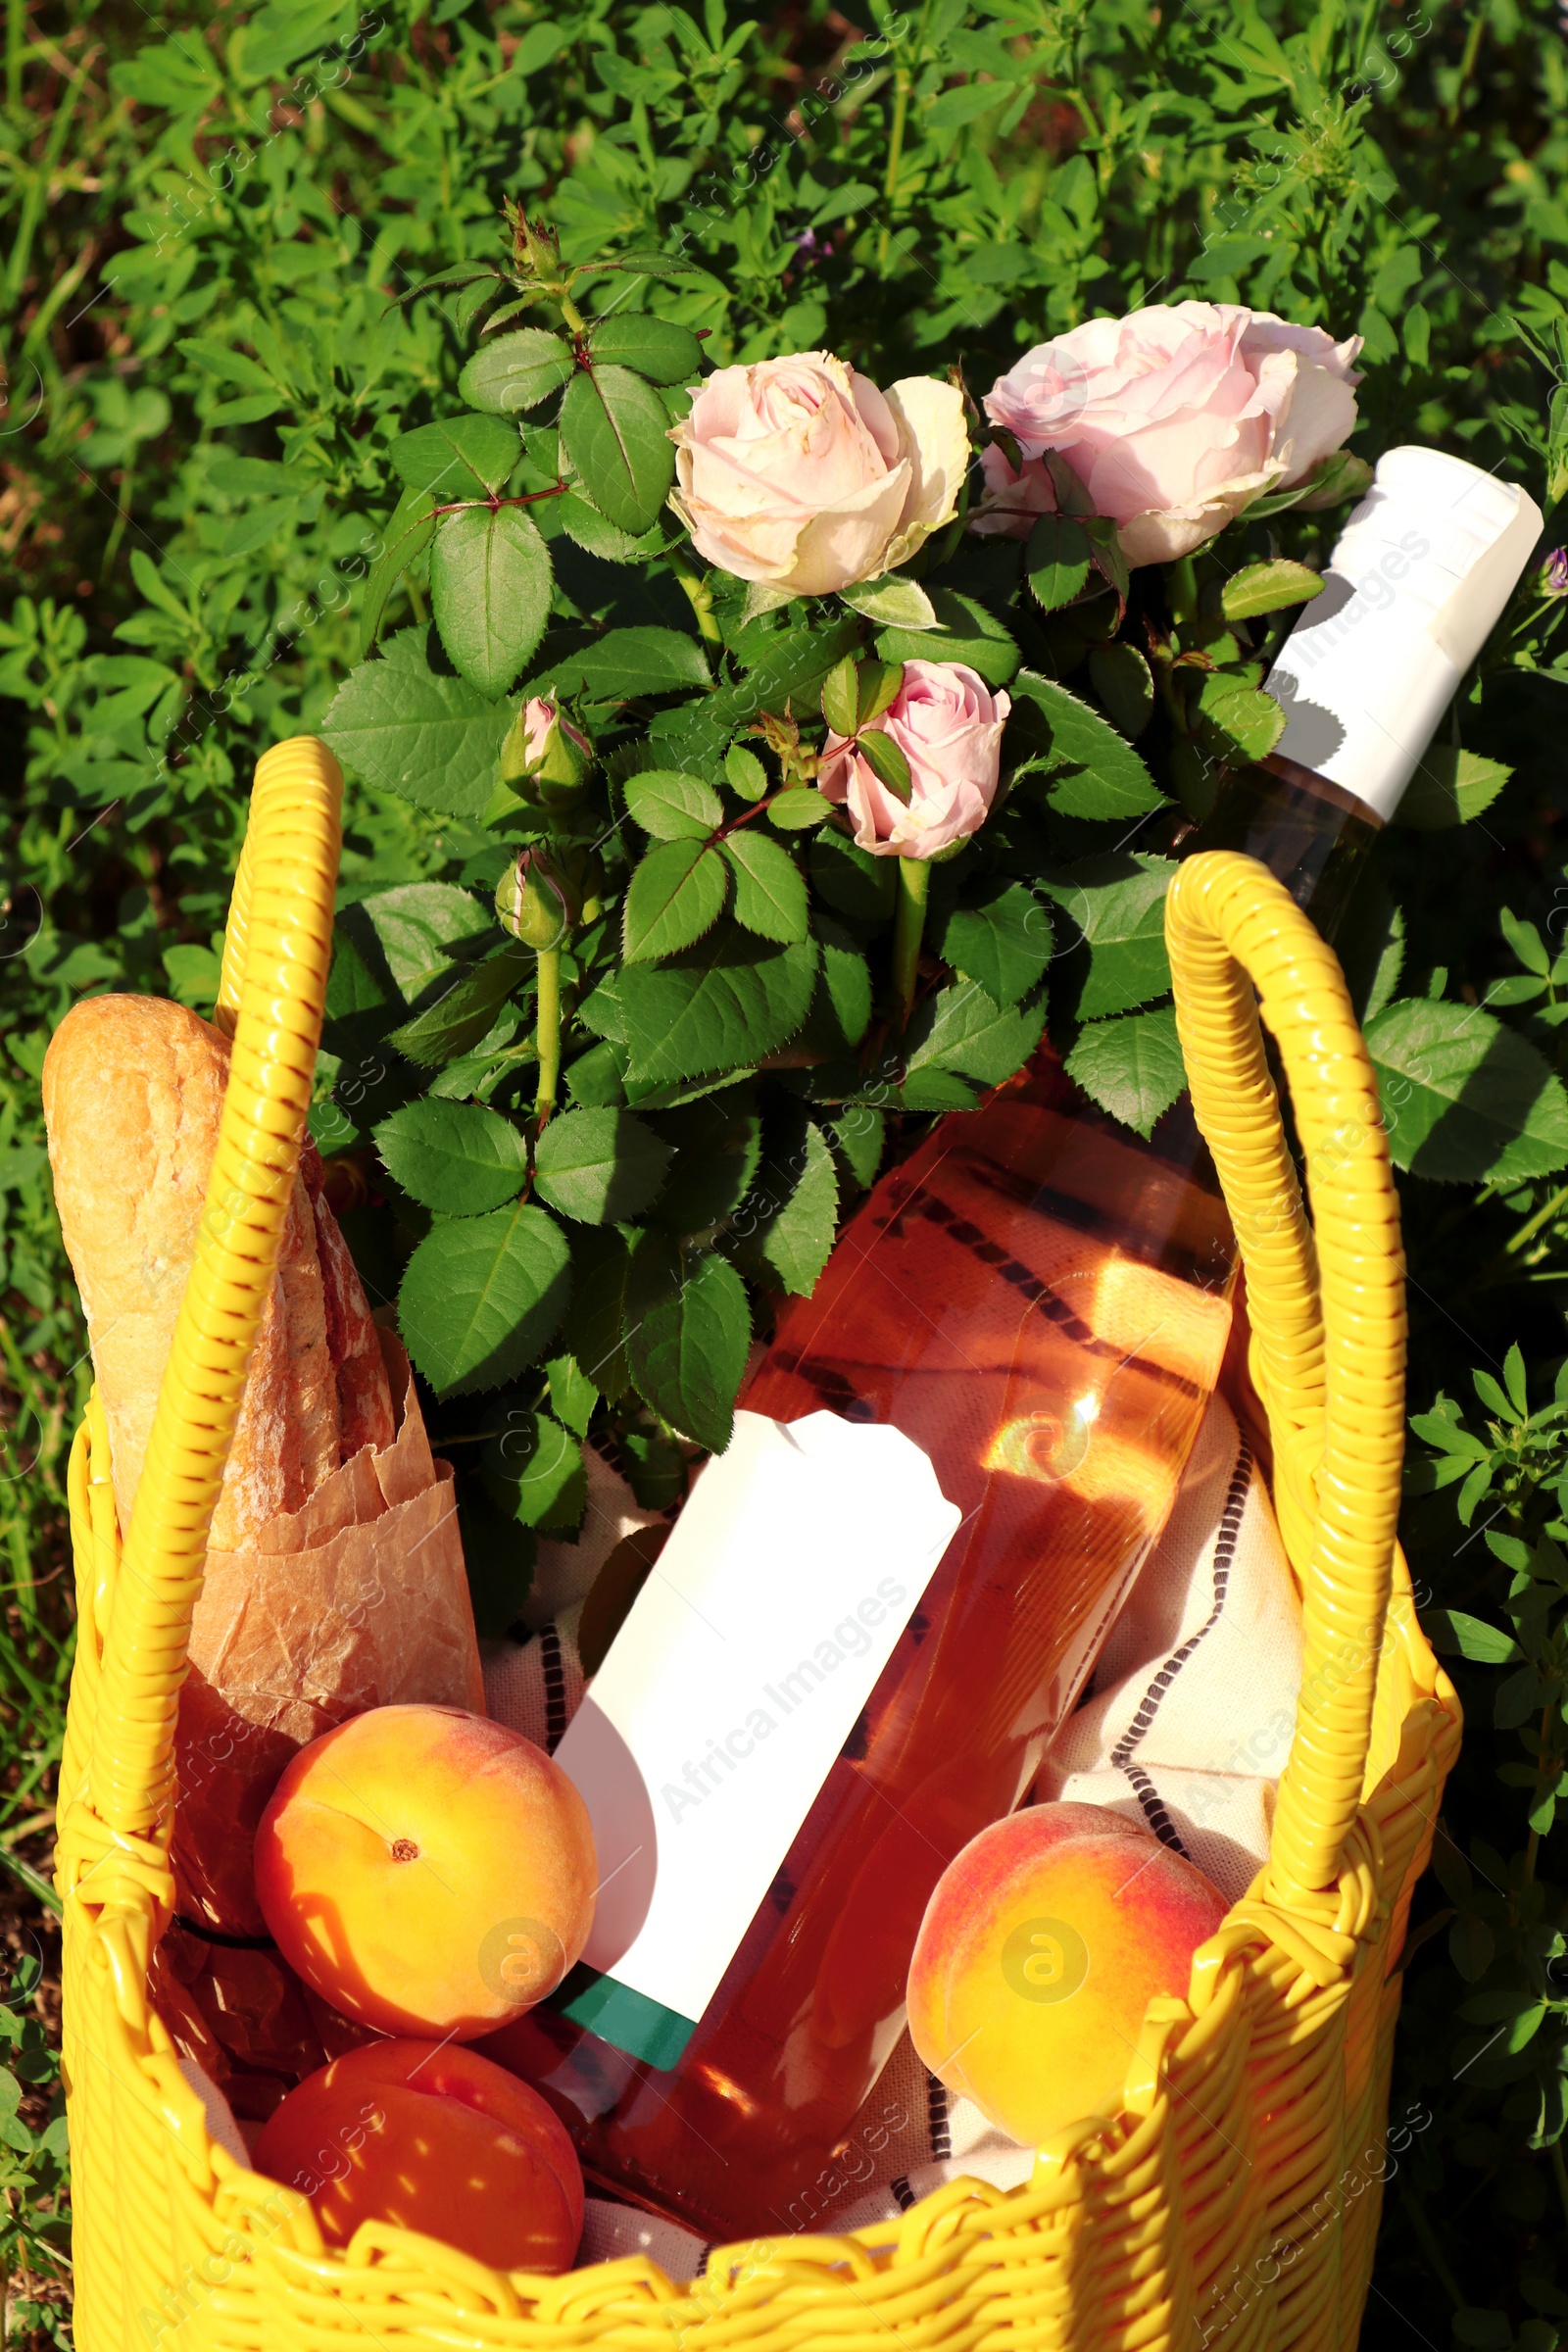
[43,995,394,1546]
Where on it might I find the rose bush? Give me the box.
[976,302,1363,565]
[815,661,1010,858]
[668,353,969,597]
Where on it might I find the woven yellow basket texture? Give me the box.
[54,741,1460,2352]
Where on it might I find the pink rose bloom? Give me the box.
[976,303,1363,566]
[816,661,1009,859]
[669,352,968,597]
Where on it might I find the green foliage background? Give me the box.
[8,0,1568,2339]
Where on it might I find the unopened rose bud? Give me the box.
[495,846,577,951]
[501,697,593,807]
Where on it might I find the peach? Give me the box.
[254,2037,583,2272]
[254,1704,596,2039]
[906,1801,1228,2145]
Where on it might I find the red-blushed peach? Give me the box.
[253,2037,583,2272]
[906,1801,1228,2145]
[254,1704,596,2039]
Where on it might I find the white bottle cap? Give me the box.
[1263,446,1543,820]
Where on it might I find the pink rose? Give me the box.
[976,302,1362,565]
[669,353,968,597]
[816,661,1009,858]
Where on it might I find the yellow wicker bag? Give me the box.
[55,737,1459,2352]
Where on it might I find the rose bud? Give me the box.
[495,846,577,951]
[668,351,969,598]
[976,302,1363,566]
[815,660,1009,859]
[501,697,593,808]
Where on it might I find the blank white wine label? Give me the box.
[551,1410,960,2067]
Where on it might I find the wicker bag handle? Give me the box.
[1166,850,1407,1909]
[83,738,342,1858]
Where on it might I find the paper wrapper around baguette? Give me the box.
[42,997,487,1934]
[173,1324,485,1936]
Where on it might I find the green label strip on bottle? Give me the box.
[551,1963,697,2070]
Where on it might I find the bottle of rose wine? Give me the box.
[499,448,1541,2242]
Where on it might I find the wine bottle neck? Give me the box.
[1181,752,1380,943]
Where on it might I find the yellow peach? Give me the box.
[906,1801,1227,2144]
[254,1704,596,2040]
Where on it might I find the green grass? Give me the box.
[0,1320,75,2347]
[8,0,1568,2343]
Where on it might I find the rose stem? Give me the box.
[879,0,934,266]
[535,948,562,1129]
[669,551,724,645]
[878,76,910,267]
[890,856,931,1031]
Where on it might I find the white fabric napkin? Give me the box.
[1036,1392,1303,1905]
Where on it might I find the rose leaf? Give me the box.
[720,831,810,944]
[559,363,676,535]
[626,1236,751,1453]
[459,328,576,416]
[429,504,553,700]
[532,1106,675,1223]
[375,1098,530,1215]
[1065,1006,1186,1138]
[622,838,729,962]
[398,1201,572,1396]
